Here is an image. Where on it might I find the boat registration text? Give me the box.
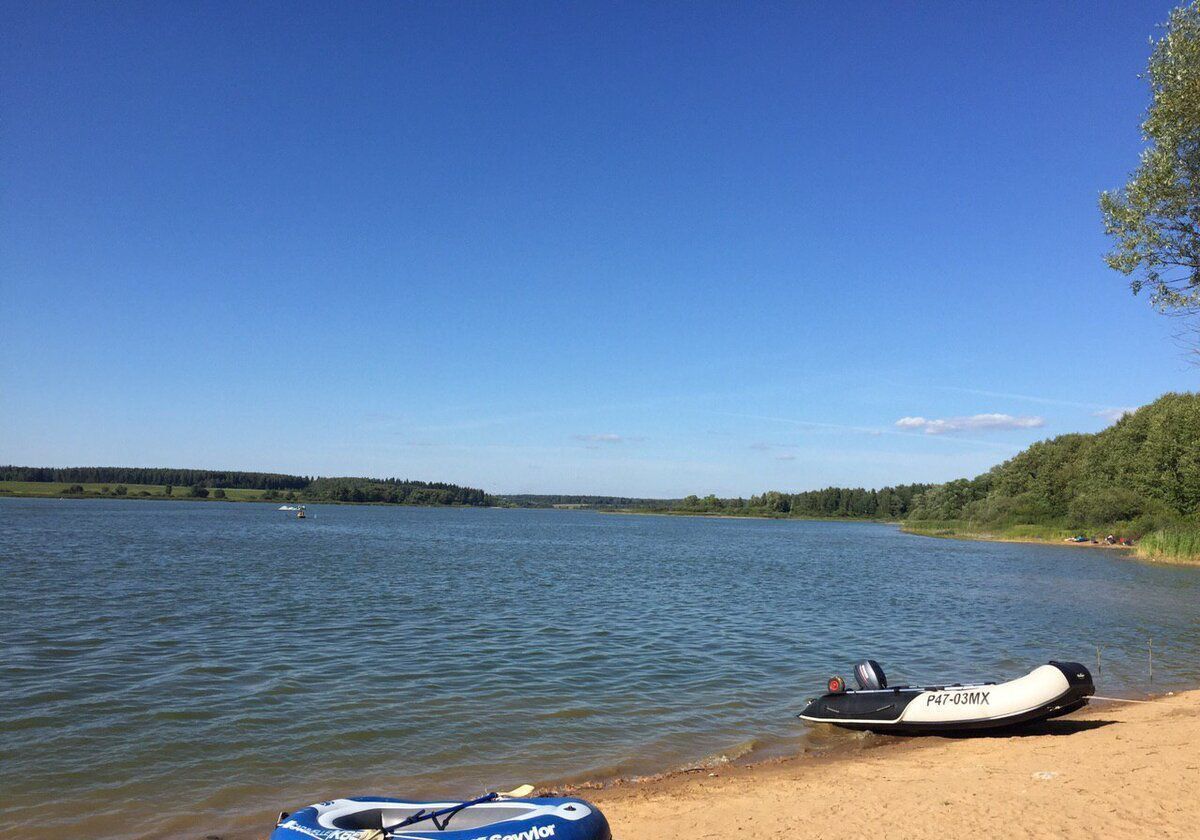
[925,690,990,706]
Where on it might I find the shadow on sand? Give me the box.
[912,718,1118,739]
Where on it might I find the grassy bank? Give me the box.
[1135,526,1200,563]
[901,520,1113,544]
[1,468,494,506]
[0,481,269,501]
[903,518,1200,564]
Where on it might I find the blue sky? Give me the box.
[2,1,1195,497]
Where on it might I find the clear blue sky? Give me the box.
[2,1,1195,497]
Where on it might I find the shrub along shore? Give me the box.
[891,393,1200,563]
[1131,526,1200,563]
[647,392,1200,563]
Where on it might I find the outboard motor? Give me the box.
[854,660,887,690]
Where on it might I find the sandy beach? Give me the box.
[168,679,1200,840]
[580,689,1200,839]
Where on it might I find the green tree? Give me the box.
[189,484,209,498]
[761,491,790,513]
[113,484,127,496]
[164,484,173,496]
[1067,488,1155,528]
[212,488,226,499]
[1102,1,1200,317]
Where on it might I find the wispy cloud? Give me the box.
[933,386,1106,410]
[750,442,801,460]
[1093,407,1136,423]
[895,413,1045,435]
[714,411,1021,451]
[574,433,647,444]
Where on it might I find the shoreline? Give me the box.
[0,492,495,510]
[900,524,1136,552]
[65,687,1200,840]
[602,507,898,523]
[608,511,1196,565]
[219,689,1199,838]
[562,688,1199,838]
[900,523,1200,565]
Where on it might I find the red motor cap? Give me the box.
[827,675,846,693]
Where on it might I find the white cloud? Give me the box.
[894,413,1045,435]
[574,433,646,444]
[1093,407,1136,423]
[775,453,797,461]
[718,410,1022,451]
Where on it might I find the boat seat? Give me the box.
[854,659,887,690]
[333,810,385,830]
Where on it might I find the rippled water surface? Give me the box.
[3,498,1200,838]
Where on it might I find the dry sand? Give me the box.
[580,690,1200,839]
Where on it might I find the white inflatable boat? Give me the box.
[797,660,1095,733]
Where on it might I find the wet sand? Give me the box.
[210,690,1200,839]
[578,689,1199,839]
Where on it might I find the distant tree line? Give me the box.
[501,494,674,509]
[670,484,932,519]
[306,477,491,506]
[0,466,310,490]
[8,392,1196,528]
[0,466,495,507]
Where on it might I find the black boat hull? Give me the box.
[798,661,1094,734]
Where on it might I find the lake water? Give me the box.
[3,498,1199,839]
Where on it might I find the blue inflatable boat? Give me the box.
[271,792,610,840]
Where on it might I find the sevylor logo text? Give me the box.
[278,820,363,840]
[471,824,555,840]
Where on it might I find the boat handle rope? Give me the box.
[386,792,500,835]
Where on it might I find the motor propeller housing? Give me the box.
[854,659,887,690]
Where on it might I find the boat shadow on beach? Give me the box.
[913,718,1118,739]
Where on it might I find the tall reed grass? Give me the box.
[1136,526,1200,564]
